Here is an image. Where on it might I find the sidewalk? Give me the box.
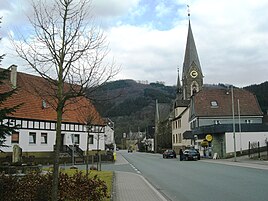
[112,152,168,201]
[200,155,268,170]
[113,171,168,201]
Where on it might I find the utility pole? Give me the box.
[231,86,237,162]
[238,99,242,154]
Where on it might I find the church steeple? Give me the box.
[181,18,203,100]
[176,68,183,100]
[182,20,202,78]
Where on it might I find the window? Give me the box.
[29,132,36,144]
[72,134,80,144]
[245,120,252,124]
[11,132,19,143]
[88,135,94,144]
[178,133,182,143]
[41,133,48,144]
[178,119,181,128]
[191,120,197,129]
[214,120,221,125]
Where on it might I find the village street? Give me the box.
[101,150,268,201]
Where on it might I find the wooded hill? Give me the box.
[91,80,176,144]
[91,80,268,144]
[244,81,268,113]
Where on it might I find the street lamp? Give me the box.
[97,130,100,171]
[85,124,92,176]
[71,134,75,167]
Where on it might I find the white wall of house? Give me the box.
[225,132,268,153]
[104,125,114,145]
[172,107,191,149]
[2,127,105,153]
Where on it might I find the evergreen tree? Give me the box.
[0,19,20,150]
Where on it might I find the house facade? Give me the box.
[172,105,191,153]
[190,86,268,158]
[0,66,111,161]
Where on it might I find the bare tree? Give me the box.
[78,105,102,176]
[12,0,118,200]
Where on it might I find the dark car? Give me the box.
[163,150,176,158]
[183,149,199,161]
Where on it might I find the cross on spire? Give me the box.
[187,5,191,19]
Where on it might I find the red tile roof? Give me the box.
[0,69,103,125]
[192,87,263,117]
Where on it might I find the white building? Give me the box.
[0,66,106,162]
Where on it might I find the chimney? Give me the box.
[9,65,17,89]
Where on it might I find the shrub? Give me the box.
[0,171,108,201]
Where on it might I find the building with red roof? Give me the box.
[0,66,111,163]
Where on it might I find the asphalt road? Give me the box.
[108,151,268,201]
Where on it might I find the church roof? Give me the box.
[182,20,202,77]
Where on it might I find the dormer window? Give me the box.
[42,100,47,109]
[211,101,218,108]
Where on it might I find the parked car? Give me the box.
[163,150,176,158]
[183,149,199,161]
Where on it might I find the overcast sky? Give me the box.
[1,0,268,87]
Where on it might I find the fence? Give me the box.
[248,141,268,159]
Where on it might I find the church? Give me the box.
[171,16,268,158]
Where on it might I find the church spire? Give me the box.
[181,8,203,100]
[182,20,202,78]
[176,68,183,100]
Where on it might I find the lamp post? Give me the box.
[97,130,100,171]
[71,134,75,167]
[85,124,91,176]
[231,86,237,162]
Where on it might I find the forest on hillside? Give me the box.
[244,81,268,113]
[90,80,176,143]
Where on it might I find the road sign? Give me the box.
[206,134,213,142]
